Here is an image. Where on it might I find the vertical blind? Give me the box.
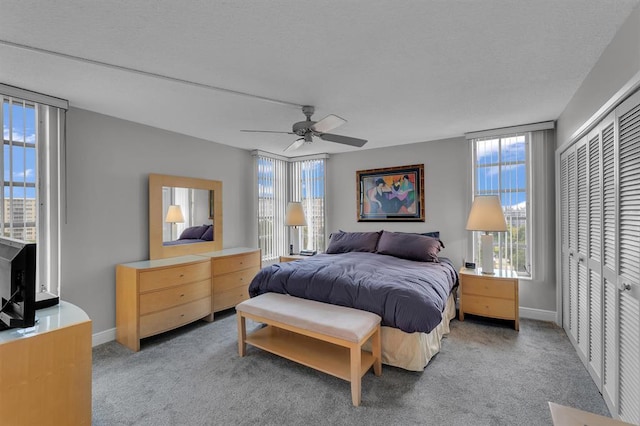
[255,153,288,262]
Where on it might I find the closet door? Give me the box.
[586,127,603,389]
[575,138,589,359]
[560,146,578,343]
[601,116,619,413]
[615,93,640,424]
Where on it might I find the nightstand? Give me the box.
[458,267,519,331]
[279,254,308,262]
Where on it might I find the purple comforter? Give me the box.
[248,252,459,334]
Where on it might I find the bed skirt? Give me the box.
[363,292,456,372]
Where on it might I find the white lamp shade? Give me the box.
[165,205,185,223]
[466,195,507,232]
[285,202,307,226]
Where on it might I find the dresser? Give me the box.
[458,268,519,330]
[116,255,212,352]
[199,247,261,314]
[0,302,92,425]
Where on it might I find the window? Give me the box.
[472,133,531,276]
[290,157,327,253]
[2,86,67,294]
[254,151,327,262]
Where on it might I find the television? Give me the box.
[0,237,36,330]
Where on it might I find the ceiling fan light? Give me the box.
[304,132,313,143]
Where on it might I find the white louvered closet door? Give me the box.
[601,116,619,414]
[614,91,640,425]
[586,128,603,389]
[561,146,578,343]
[575,138,589,359]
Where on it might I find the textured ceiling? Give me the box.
[1,1,638,156]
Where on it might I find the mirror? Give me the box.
[149,174,223,260]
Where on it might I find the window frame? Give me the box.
[471,133,532,278]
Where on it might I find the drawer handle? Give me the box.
[180,314,185,317]
[180,294,185,297]
[179,274,184,278]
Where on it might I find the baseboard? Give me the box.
[520,307,557,323]
[92,327,116,347]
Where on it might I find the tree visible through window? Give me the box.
[473,134,530,276]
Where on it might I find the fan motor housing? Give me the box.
[292,120,316,136]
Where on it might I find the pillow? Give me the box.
[376,230,441,262]
[399,231,445,249]
[179,225,209,240]
[201,225,213,241]
[325,231,382,254]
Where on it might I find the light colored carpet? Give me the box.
[92,311,609,425]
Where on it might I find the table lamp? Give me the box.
[465,195,507,274]
[285,201,307,255]
[165,204,184,240]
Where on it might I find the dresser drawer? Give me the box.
[213,286,249,312]
[212,266,260,293]
[139,279,211,315]
[139,261,210,292]
[212,251,260,276]
[463,295,516,319]
[139,297,211,338]
[461,278,516,300]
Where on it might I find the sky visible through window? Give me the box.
[476,135,526,208]
[3,101,36,198]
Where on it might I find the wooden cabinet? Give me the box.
[116,255,212,352]
[0,302,92,425]
[202,248,261,314]
[458,268,519,330]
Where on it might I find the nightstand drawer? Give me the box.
[461,278,516,300]
[463,295,516,319]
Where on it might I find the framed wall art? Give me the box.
[356,164,424,222]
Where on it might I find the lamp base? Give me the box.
[480,233,495,274]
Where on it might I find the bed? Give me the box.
[248,230,459,371]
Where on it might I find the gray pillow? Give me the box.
[376,230,441,262]
[179,225,209,240]
[325,231,382,254]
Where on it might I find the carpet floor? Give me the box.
[92,311,609,425]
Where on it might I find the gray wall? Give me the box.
[62,108,254,334]
[327,137,470,271]
[557,3,640,147]
[327,135,557,313]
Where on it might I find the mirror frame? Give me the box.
[149,173,223,259]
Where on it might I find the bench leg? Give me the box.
[372,326,382,376]
[237,313,246,357]
[350,345,361,406]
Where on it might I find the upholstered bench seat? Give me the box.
[236,292,382,406]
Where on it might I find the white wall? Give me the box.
[62,108,254,334]
[557,3,640,147]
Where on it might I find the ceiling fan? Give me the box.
[241,105,368,152]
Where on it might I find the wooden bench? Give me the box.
[236,293,382,406]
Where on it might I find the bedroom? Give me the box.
[1,1,640,424]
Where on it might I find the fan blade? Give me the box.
[284,138,305,152]
[241,130,295,134]
[310,114,346,133]
[318,133,367,147]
